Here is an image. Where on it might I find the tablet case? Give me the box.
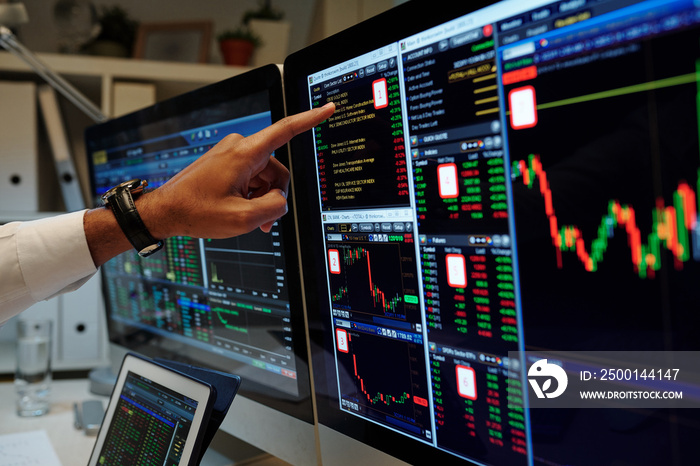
[154,358,241,466]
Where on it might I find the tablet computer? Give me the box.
[87,353,215,466]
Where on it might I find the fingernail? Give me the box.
[322,102,335,110]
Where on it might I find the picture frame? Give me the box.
[133,21,212,63]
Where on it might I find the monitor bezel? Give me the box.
[85,64,314,424]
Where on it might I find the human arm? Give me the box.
[0,210,96,325]
[0,102,334,322]
[85,102,335,267]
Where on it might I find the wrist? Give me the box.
[84,207,131,267]
[101,179,163,257]
[134,192,169,241]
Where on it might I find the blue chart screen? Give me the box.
[90,100,302,396]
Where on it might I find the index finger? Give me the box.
[245,102,336,162]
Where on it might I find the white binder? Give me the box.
[37,84,86,212]
[60,273,104,363]
[0,81,38,211]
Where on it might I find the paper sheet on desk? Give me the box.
[0,430,62,465]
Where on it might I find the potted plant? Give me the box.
[243,0,290,66]
[217,27,261,66]
[82,5,138,57]
[242,0,284,25]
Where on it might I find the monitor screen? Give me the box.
[85,65,313,423]
[285,0,700,464]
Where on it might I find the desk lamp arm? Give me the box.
[0,25,107,123]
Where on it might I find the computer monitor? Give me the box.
[285,0,700,464]
[84,65,319,464]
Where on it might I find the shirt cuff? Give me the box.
[17,210,98,303]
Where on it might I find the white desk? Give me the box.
[0,378,290,466]
[0,378,102,465]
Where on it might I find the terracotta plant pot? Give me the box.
[219,39,255,66]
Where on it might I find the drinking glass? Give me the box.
[15,319,52,417]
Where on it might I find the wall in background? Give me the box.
[17,0,313,63]
[14,0,403,65]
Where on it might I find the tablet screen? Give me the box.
[88,355,213,466]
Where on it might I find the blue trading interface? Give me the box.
[92,110,302,396]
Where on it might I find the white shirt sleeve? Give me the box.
[0,210,97,325]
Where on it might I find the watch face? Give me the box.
[101,179,144,204]
[101,186,117,204]
[138,242,163,257]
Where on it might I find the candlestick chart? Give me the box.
[504,35,700,280]
[512,154,700,279]
[336,329,431,435]
[327,240,419,321]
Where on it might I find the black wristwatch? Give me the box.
[101,179,164,257]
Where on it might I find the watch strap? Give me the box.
[109,184,163,257]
